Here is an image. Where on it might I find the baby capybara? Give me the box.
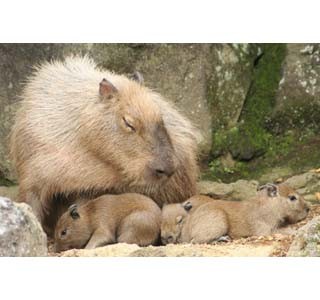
[54,193,161,252]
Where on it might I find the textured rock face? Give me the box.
[197,179,259,201]
[287,216,320,257]
[209,44,258,131]
[272,44,320,133]
[0,197,47,256]
[284,171,320,203]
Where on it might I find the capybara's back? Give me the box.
[10,56,199,234]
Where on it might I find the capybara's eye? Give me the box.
[61,229,67,236]
[289,195,297,201]
[122,117,136,132]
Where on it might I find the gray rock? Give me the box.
[197,180,234,198]
[287,216,320,257]
[284,172,320,189]
[0,197,47,256]
[197,179,259,201]
[272,43,320,133]
[209,44,257,131]
[231,179,259,201]
[284,171,320,203]
[259,167,293,184]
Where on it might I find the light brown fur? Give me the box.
[161,184,309,244]
[9,56,199,234]
[54,193,162,252]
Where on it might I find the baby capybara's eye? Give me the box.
[61,229,67,236]
[289,195,297,201]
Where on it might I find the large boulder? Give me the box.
[284,171,320,203]
[287,216,320,257]
[272,44,320,133]
[0,196,47,256]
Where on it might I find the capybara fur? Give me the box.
[54,193,161,252]
[161,183,309,244]
[9,56,200,235]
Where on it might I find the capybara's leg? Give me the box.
[19,190,43,222]
[85,229,115,249]
[117,212,160,246]
[216,235,232,243]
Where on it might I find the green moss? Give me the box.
[204,133,320,183]
[210,44,287,162]
[0,176,15,186]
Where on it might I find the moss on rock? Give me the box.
[211,44,287,161]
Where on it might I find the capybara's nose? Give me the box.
[154,164,175,178]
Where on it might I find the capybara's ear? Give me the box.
[130,71,144,84]
[99,78,118,99]
[183,201,193,212]
[68,204,80,220]
[258,183,278,197]
[266,184,278,197]
[176,215,184,224]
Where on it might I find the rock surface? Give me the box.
[197,179,259,201]
[287,216,320,257]
[273,44,320,133]
[284,170,320,203]
[0,196,47,256]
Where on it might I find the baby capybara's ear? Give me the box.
[182,201,193,212]
[130,71,144,84]
[68,204,80,220]
[258,183,279,198]
[99,78,118,99]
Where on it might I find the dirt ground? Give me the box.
[48,204,320,257]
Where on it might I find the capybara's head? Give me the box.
[258,183,309,224]
[161,203,188,245]
[54,204,92,252]
[90,75,177,185]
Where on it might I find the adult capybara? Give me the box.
[9,56,200,235]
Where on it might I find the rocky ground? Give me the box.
[1,169,319,257]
